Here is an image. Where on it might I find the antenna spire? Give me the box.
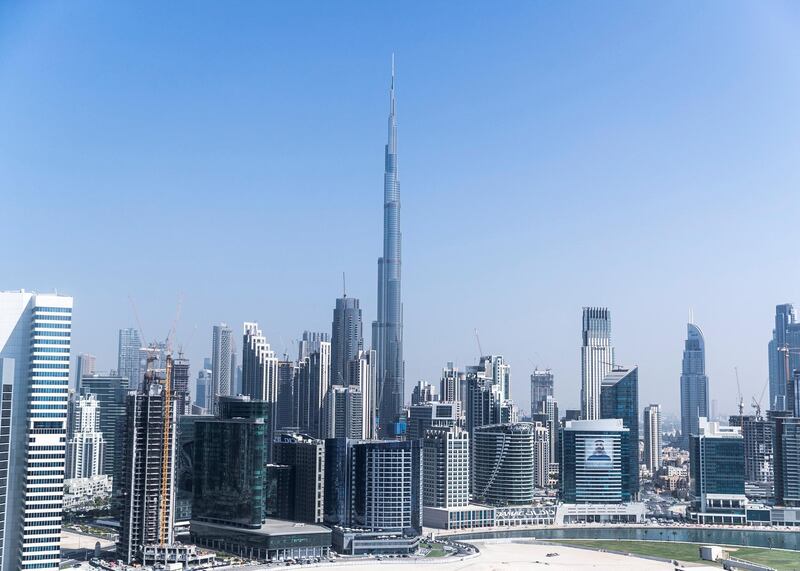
[342,272,347,298]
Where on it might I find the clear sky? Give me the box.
[3,1,800,416]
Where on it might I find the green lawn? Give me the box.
[420,541,447,558]
[545,539,800,571]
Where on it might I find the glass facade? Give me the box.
[681,323,709,444]
[600,367,639,497]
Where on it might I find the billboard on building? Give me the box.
[583,436,613,469]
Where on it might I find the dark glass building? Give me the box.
[271,433,325,523]
[600,366,640,497]
[323,438,354,527]
[773,414,800,507]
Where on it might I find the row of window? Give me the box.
[32,323,71,329]
[34,307,72,313]
[30,372,69,377]
[31,340,69,345]
[30,331,70,337]
[23,516,62,525]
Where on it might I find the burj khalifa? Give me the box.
[372,57,404,437]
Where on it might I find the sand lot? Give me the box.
[327,540,676,570]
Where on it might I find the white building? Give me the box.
[581,307,614,420]
[0,290,73,571]
[211,323,233,412]
[422,426,469,508]
[324,385,364,439]
[348,349,377,439]
[66,393,105,479]
[643,404,662,474]
[533,422,551,489]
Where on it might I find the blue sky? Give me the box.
[2,1,800,415]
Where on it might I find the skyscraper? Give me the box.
[422,426,469,508]
[347,349,377,439]
[74,352,96,391]
[66,394,106,479]
[331,295,363,386]
[118,327,143,390]
[768,304,800,411]
[600,366,640,497]
[440,362,464,404]
[680,322,709,445]
[80,374,129,485]
[532,422,551,489]
[0,291,73,571]
[472,423,536,505]
[195,368,211,411]
[172,354,191,415]
[643,404,662,474]
[297,330,329,362]
[411,380,438,405]
[773,414,800,507]
[276,360,297,430]
[297,342,330,439]
[272,433,326,523]
[530,368,554,416]
[372,60,404,436]
[211,323,233,412]
[581,307,614,420]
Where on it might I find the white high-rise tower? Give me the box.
[0,290,73,571]
[581,307,614,420]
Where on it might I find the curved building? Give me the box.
[472,423,535,506]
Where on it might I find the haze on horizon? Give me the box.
[2,2,800,417]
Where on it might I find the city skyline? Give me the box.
[4,3,800,417]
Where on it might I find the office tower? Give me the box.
[323,438,355,527]
[768,304,800,411]
[66,394,106,479]
[211,323,233,412]
[0,291,72,571]
[74,352,96,390]
[192,405,268,528]
[297,342,330,438]
[347,349,377,439]
[790,370,800,417]
[324,385,364,438]
[407,402,459,441]
[271,433,325,523]
[276,360,297,429]
[423,426,469,508]
[680,322,709,445]
[80,374,130,484]
[372,63,405,438]
[411,380,438,405]
[643,404,662,474]
[544,395,560,463]
[600,366,640,496]
[472,423,535,505]
[118,327,143,390]
[176,414,211,522]
[331,295,363,386]
[530,368,554,415]
[298,330,329,361]
[352,440,422,534]
[440,362,464,403]
[689,419,746,524]
[465,372,504,436]
[203,357,212,370]
[172,354,191,415]
[230,341,239,395]
[729,414,774,490]
[773,414,800,507]
[532,422,551,489]
[581,307,614,421]
[195,368,211,411]
[117,366,178,564]
[561,419,632,503]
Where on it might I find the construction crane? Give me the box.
[474,328,484,357]
[735,367,744,425]
[751,380,769,420]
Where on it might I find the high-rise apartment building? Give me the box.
[195,368,211,411]
[118,327,143,390]
[729,414,774,491]
[211,323,233,412]
[422,426,469,508]
[117,368,178,564]
[561,419,633,504]
[440,362,464,404]
[768,304,800,411]
[297,342,330,439]
[532,422,551,489]
[271,433,325,523]
[643,404,662,474]
[680,322,709,445]
[276,360,297,429]
[347,349,377,439]
[66,393,106,479]
[74,352,96,390]
[324,385,364,439]
[411,380,438,405]
[407,401,459,441]
[331,296,363,386]
[773,414,800,507]
[372,63,405,437]
[298,330,329,362]
[600,366,640,496]
[241,323,278,455]
[172,354,191,415]
[465,373,505,436]
[0,291,72,571]
[530,368,553,416]
[472,423,535,505]
[581,307,614,420]
[80,374,130,485]
[544,395,560,464]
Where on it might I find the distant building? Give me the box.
[422,427,469,508]
[530,368,554,416]
[643,404,662,474]
[544,395,560,464]
[689,418,746,524]
[347,349,377,439]
[768,304,800,411]
[407,401,459,441]
[271,433,325,523]
[472,423,535,506]
[532,422,551,489]
[680,322,709,446]
[66,393,105,479]
[172,354,191,415]
[241,323,278,456]
[581,307,614,421]
[411,380,438,405]
[297,342,330,439]
[440,362,464,404]
[561,419,633,503]
[276,360,297,429]
[80,374,129,487]
[773,414,800,507]
[729,414,773,492]
[600,366,640,497]
[211,323,233,412]
[298,330,329,361]
[195,368,211,410]
[118,327,143,390]
[74,352,96,391]
[324,385,364,439]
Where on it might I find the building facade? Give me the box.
[680,322,709,445]
[331,296,363,386]
[66,393,105,479]
[272,433,325,523]
[211,323,233,412]
[773,414,800,507]
[767,303,800,411]
[117,328,143,391]
[643,404,662,474]
[422,427,469,508]
[472,423,536,506]
[600,366,640,496]
[530,368,554,416]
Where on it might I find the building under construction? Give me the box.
[117,355,178,564]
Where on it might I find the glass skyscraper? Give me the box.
[331,296,363,386]
[372,60,405,437]
[767,303,800,411]
[680,322,709,445]
[600,366,640,497]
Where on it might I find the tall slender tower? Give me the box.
[680,321,709,445]
[581,307,614,420]
[373,56,404,436]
